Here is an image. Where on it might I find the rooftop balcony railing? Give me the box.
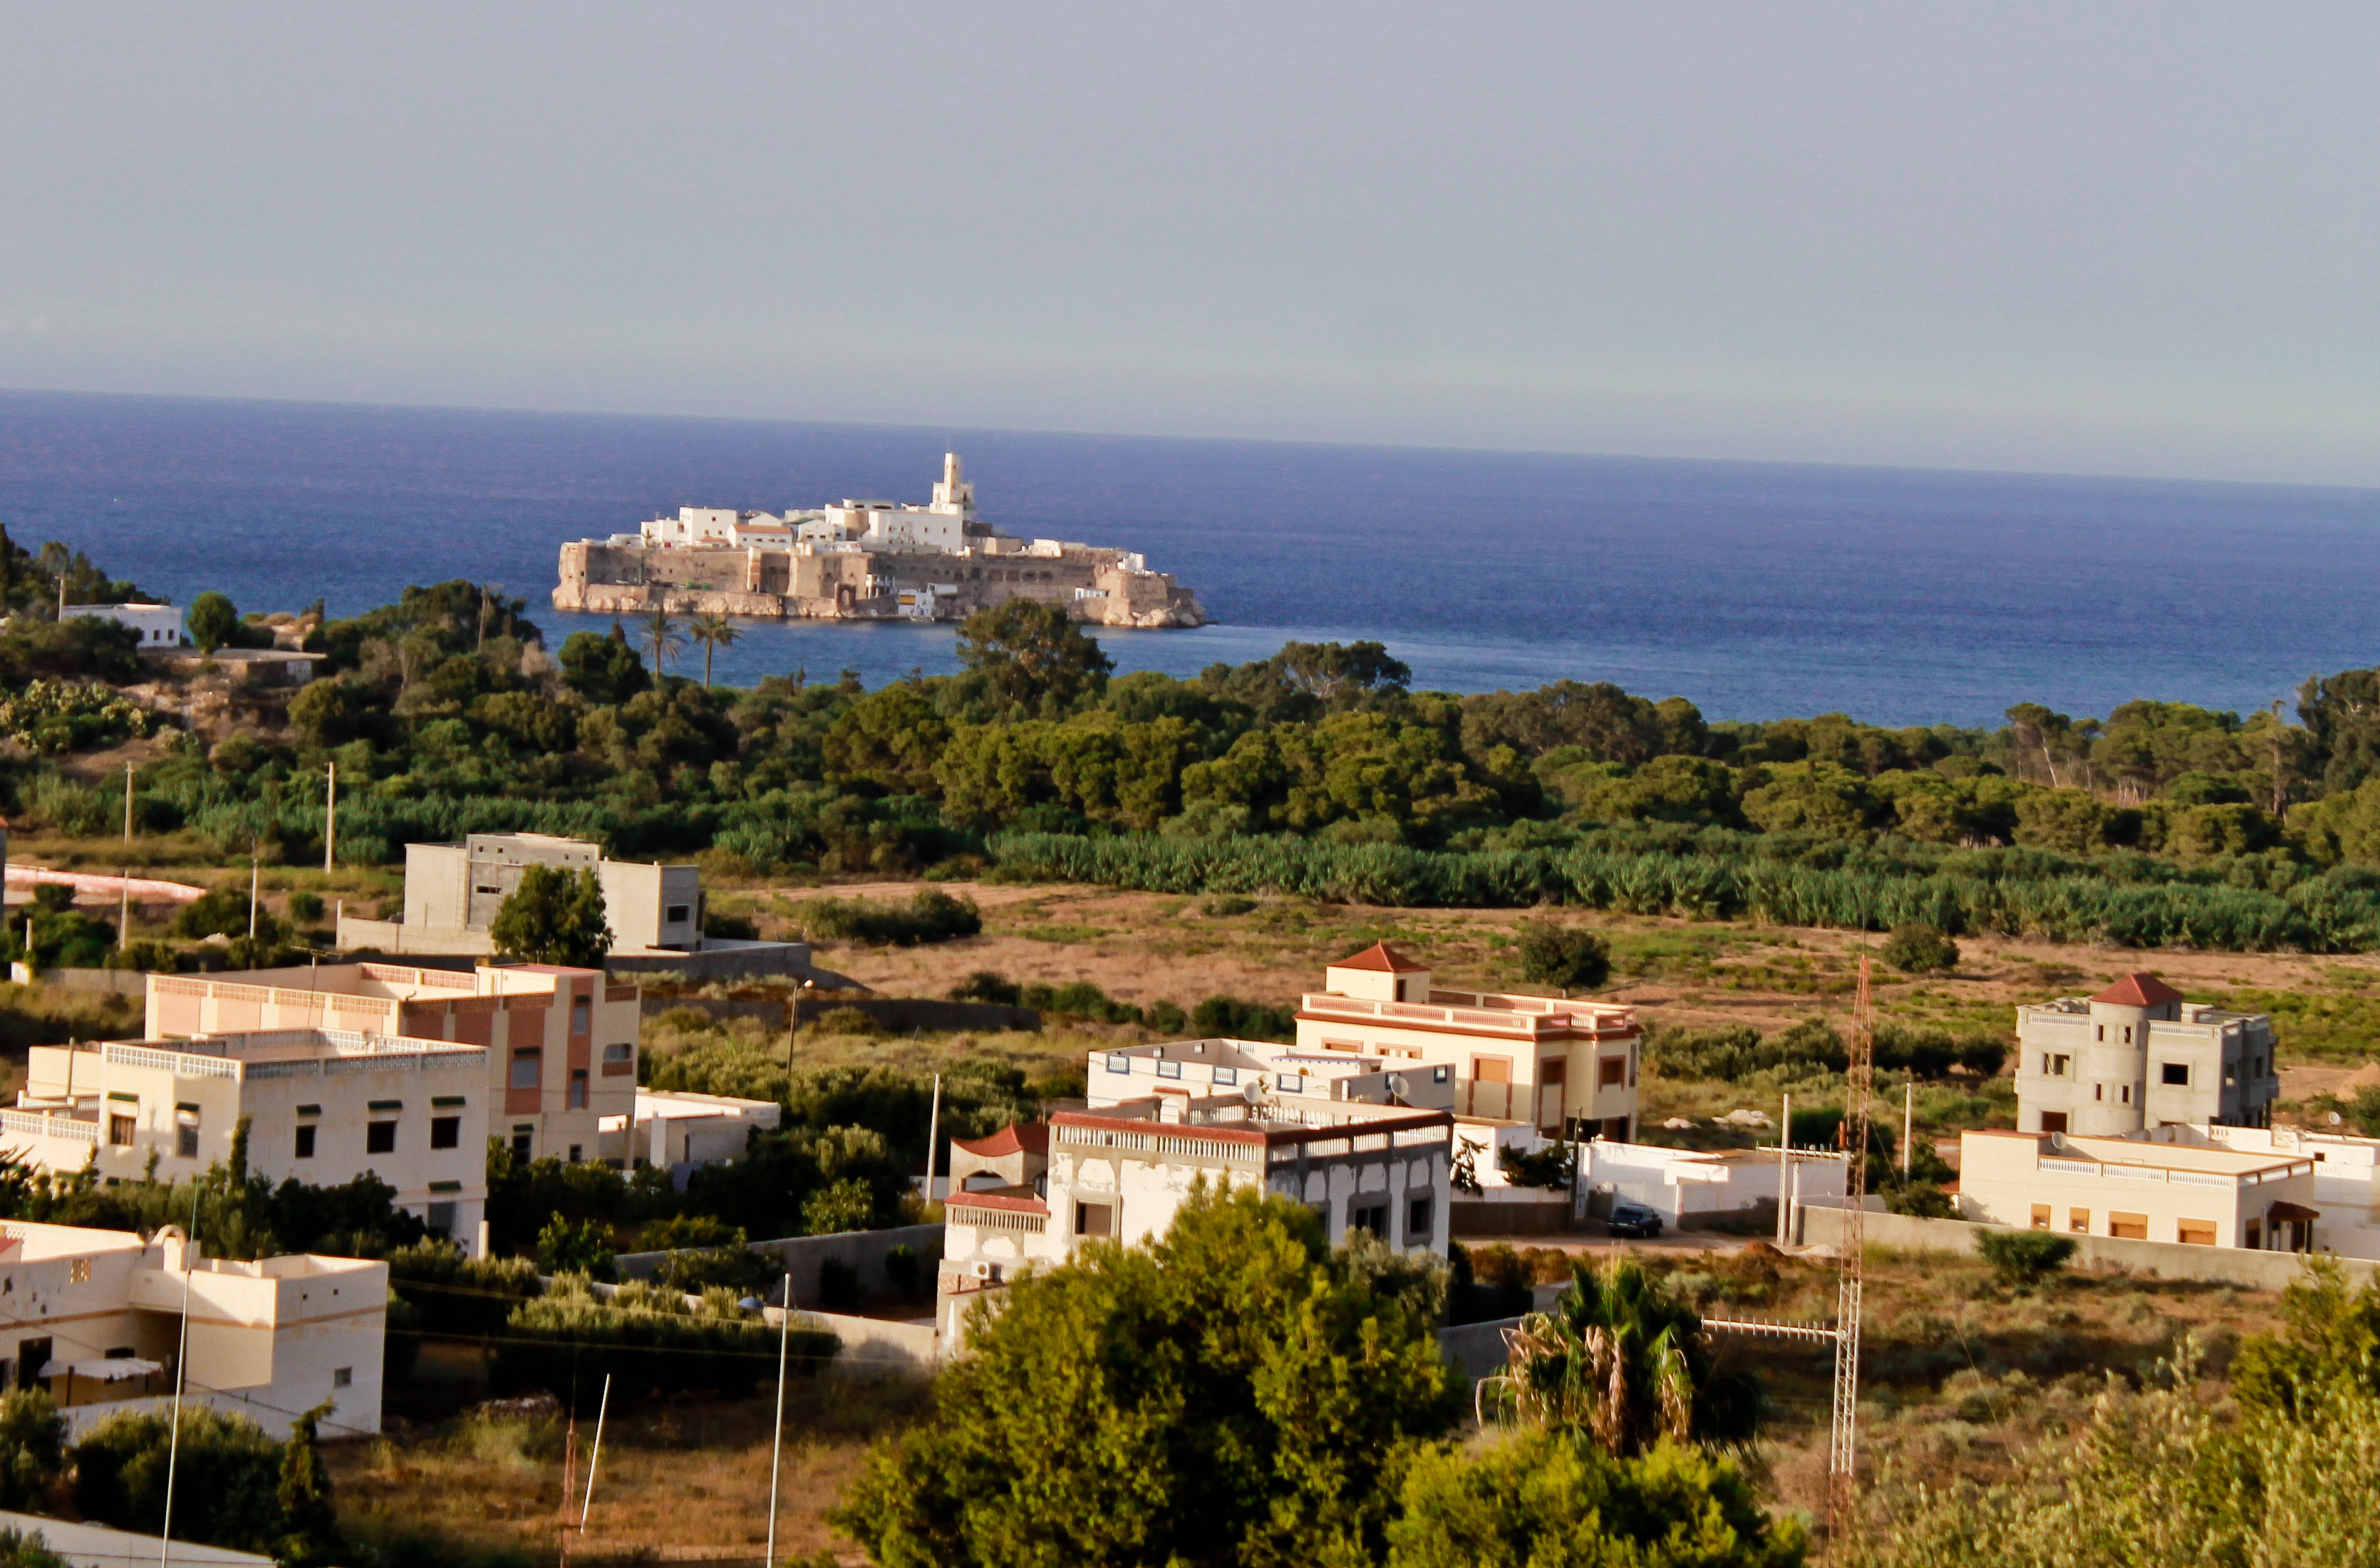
[1299,990,1636,1038]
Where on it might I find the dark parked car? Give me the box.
[1605,1202,1665,1239]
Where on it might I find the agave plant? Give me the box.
[1494,1255,1764,1458]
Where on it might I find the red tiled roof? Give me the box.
[953,1122,1049,1159]
[2092,972,2184,1007]
[1329,940,1429,975]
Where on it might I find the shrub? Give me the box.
[1516,920,1611,991]
[1189,995,1297,1042]
[71,1406,286,1552]
[948,970,1021,1005]
[817,1257,864,1311]
[803,1178,876,1236]
[703,909,760,940]
[797,888,982,945]
[534,1215,616,1279]
[1884,1182,1958,1219]
[884,1244,923,1299]
[1882,923,1960,974]
[813,1006,883,1038]
[0,1390,64,1510]
[1976,1228,2076,1287]
[495,1274,832,1406]
[285,889,325,923]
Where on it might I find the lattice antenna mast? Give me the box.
[1826,955,1876,1540]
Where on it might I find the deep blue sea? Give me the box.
[1,388,2374,729]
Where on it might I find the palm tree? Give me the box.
[636,606,685,676]
[688,612,740,687]
[1494,1255,1763,1456]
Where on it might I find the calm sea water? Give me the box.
[0,388,2374,729]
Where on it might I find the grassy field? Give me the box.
[695,874,2380,1136]
[331,1375,931,1566]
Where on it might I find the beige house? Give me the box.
[148,962,638,1165]
[1293,943,1641,1140]
[939,1091,1454,1342]
[332,833,701,955]
[14,1031,489,1247]
[600,1089,781,1170]
[0,1220,385,1440]
[1956,1128,2320,1251]
[2014,972,2279,1136]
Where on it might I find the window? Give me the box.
[666,904,691,923]
[1106,1054,1130,1074]
[568,1069,589,1109]
[1075,1202,1114,1237]
[511,1126,533,1158]
[601,1042,633,1074]
[2048,1054,2070,1077]
[2162,1062,2190,1086]
[2096,1025,2104,1042]
[2123,1027,2133,1045]
[1599,1056,1626,1088]
[68,1260,90,1284]
[567,1144,583,1163]
[366,1122,397,1156]
[1350,1202,1390,1237]
[1432,1065,1450,1084]
[108,1116,135,1147]
[1214,1066,1238,1086]
[426,1203,455,1237]
[176,1126,198,1160]
[2029,1204,2052,1230]
[430,1117,460,1150]
[2109,1212,2148,1240]
[2121,1085,2131,1105]
[571,998,590,1034]
[2039,1111,2068,1133]
[1407,1195,1434,1243]
[2094,1084,2104,1101]
[331,1367,352,1388]
[510,1050,541,1091]
[1156,1060,1182,1080]
[2245,1219,2263,1250]
[2069,1208,2090,1234]
[1275,1072,1303,1093]
[2177,1219,2217,1247]
[294,1126,317,1160]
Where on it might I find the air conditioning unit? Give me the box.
[968,1260,1000,1282]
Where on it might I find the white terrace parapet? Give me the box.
[1297,989,1637,1041]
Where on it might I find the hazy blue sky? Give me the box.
[1,4,2373,484]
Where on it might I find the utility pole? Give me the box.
[765,1270,793,1567]
[923,1072,943,1203]
[2270,700,2289,816]
[1775,1091,1793,1246]
[123,762,134,844]
[1903,1081,1913,1178]
[1826,958,1877,1542]
[247,856,259,941]
[324,762,336,874]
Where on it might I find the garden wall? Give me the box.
[1795,1203,2378,1290]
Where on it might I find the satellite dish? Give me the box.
[1386,1074,1411,1101]
[1241,1078,1265,1105]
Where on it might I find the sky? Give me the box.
[0,4,2374,486]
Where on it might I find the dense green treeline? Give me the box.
[12,565,2380,946]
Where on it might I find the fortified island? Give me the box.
[552,452,1205,628]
